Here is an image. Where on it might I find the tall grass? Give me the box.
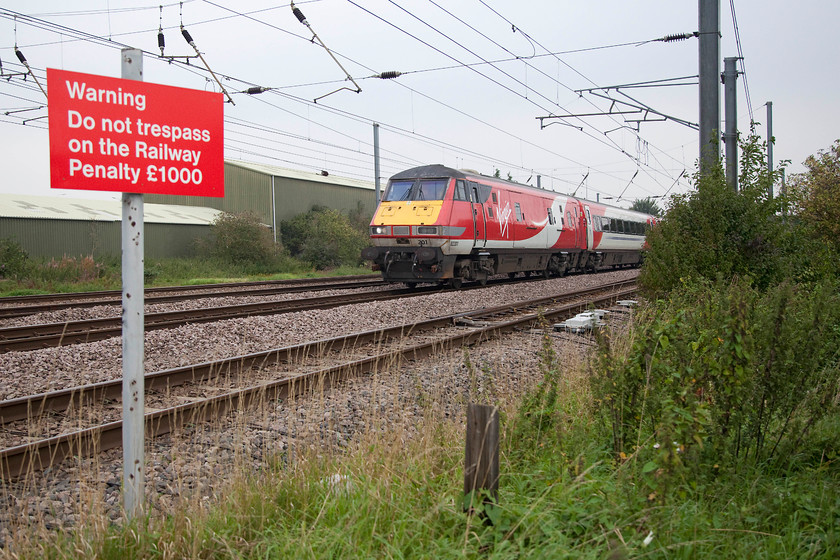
[2,320,837,558]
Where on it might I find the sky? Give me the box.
[0,0,838,207]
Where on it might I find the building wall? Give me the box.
[146,164,378,241]
[146,164,273,223]
[0,218,213,260]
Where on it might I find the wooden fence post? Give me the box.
[464,403,499,513]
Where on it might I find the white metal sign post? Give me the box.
[120,47,145,519]
[47,46,224,521]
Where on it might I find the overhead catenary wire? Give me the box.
[346,0,672,186]
[728,0,753,123]
[470,0,689,184]
[0,11,599,189]
[0,4,692,201]
[289,1,361,102]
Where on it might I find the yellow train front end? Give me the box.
[361,166,468,286]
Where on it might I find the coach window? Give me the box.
[603,217,611,232]
[593,215,601,231]
[487,206,494,218]
[566,212,572,230]
[454,180,468,201]
[547,208,555,225]
[515,202,523,221]
[492,192,498,204]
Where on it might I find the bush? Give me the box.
[638,132,799,295]
[280,207,367,270]
[590,277,840,495]
[0,237,29,279]
[211,212,278,269]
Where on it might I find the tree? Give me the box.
[630,197,663,217]
[638,132,786,295]
[211,212,277,268]
[281,206,368,270]
[788,140,840,251]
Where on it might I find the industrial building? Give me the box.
[0,161,377,260]
[145,160,378,244]
[0,193,222,259]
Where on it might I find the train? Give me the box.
[360,164,656,288]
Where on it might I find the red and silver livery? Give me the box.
[361,165,656,287]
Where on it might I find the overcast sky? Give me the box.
[0,0,837,206]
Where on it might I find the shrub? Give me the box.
[211,212,278,268]
[590,277,840,497]
[41,255,107,283]
[280,207,367,270]
[639,132,793,295]
[0,237,29,278]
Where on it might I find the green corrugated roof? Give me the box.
[0,194,222,225]
[225,159,376,190]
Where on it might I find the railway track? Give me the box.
[0,279,637,480]
[0,275,383,320]
[0,274,555,353]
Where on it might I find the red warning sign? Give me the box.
[48,68,224,197]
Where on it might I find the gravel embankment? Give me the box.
[0,270,636,543]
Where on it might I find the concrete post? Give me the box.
[699,0,721,175]
[767,101,774,198]
[373,123,381,205]
[723,57,739,191]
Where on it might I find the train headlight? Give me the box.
[416,226,440,235]
[370,225,390,235]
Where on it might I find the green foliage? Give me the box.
[591,277,840,493]
[512,328,563,458]
[789,139,840,252]
[639,132,791,295]
[630,196,663,217]
[40,255,108,284]
[0,237,28,278]
[280,206,367,270]
[210,211,278,270]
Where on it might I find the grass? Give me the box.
[2,325,836,559]
[0,256,373,297]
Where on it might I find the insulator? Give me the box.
[181,27,194,45]
[293,7,308,25]
[15,48,26,64]
[378,71,402,80]
[661,32,696,43]
[246,86,267,95]
[157,31,165,55]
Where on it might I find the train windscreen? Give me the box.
[415,179,448,201]
[383,180,414,201]
[383,179,449,201]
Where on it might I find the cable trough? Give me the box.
[0,279,636,480]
